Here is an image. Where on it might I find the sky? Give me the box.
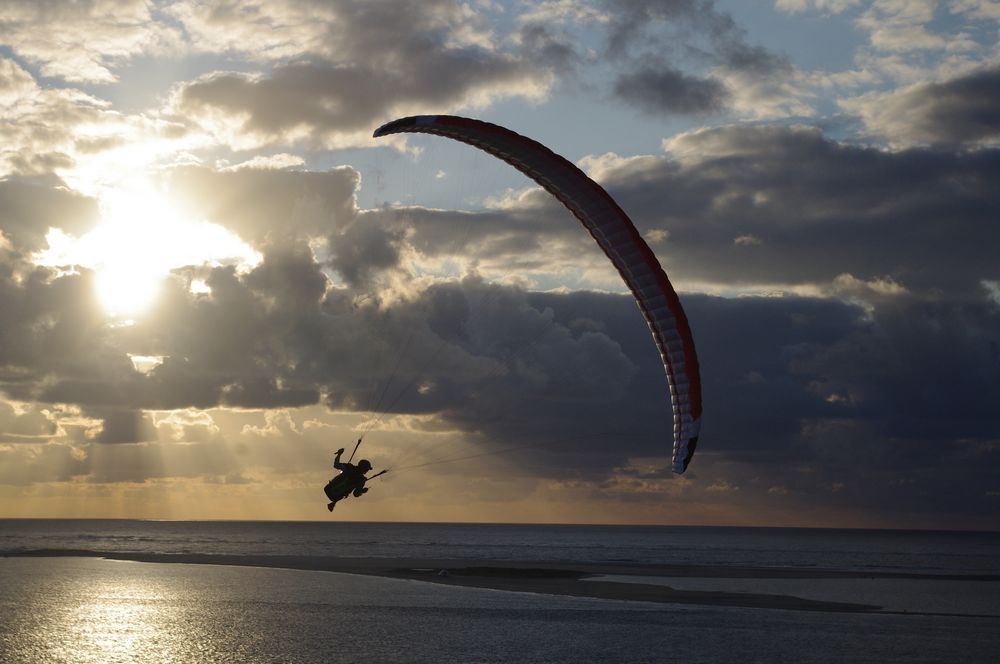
[0,0,998,528]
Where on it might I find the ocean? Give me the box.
[1,521,998,663]
[4,520,999,572]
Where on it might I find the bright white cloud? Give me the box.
[774,0,863,12]
[711,65,817,120]
[0,0,178,82]
[221,153,306,172]
[950,0,1000,20]
[516,0,610,25]
[856,0,945,52]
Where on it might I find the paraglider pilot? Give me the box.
[324,444,372,512]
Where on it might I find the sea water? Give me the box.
[1,521,998,663]
[3,520,998,573]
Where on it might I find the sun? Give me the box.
[35,181,261,317]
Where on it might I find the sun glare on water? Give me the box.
[37,183,261,317]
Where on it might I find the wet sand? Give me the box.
[28,549,995,612]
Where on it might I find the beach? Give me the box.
[13,549,999,615]
[3,554,1000,664]
[3,522,999,662]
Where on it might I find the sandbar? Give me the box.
[13,550,996,613]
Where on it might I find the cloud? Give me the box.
[710,64,814,120]
[614,64,729,115]
[734,234,762,246]
[586,123,1000,294]
[0,148,996,521]
[421,284,999,519]
[517,0,612,26]
[0,174,101,252]
[676,291,999,521]
[0,265,113,400]
[791,294,1000,443]
[169,1,552,149]
[327,212,405,288]
[0,442,88,485]
[356,197,608,292]
[951,0,1000,21]
[169,0,500,59]
[0,0,178,83]
[97,133,990,500]
[511,22,582,76]
[856,0,945,53]
[599,0,726,59]
[594,0,807,118]
[164,163,407,288]
[2,209,639,472]
[163,164,360,247]
[0,57,189,197]
[163,0,330,61]
[0,58,127,178]
[842,65,1000,147]
[93,409,158,444]
[774,0,863,13]
[0,400,59,442]
[173,59,547,150]
[221,153,306,172]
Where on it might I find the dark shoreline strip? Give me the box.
[380,567,881,613]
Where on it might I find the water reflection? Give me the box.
[9,560,192,663]
[69,573,168,661]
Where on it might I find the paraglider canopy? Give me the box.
[374,115,702,473]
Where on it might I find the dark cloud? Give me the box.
[595,0,793,117]
[601,0,719,59]
[0,400,58,442]
[327,214,405,288]
[613,64,729,115]
[514,23,580,76]
[551,290,998,520]
[349,283,997,522]
[716,40,791,75]
[177,56,540,147]
[93,409,158,444]
[164,164,359,246]
[360,124,1000,299]
[166,0,797,139]
[0,442,87,485]
[853,66,1000,147]
[221,375,319,409]
[583,125,1000,295]
[0,266,113,398]
[0,174,100,251]
[791,294,1000,443]
[173,0,549,148]
[368,203,557,264]
[0,189,996,520]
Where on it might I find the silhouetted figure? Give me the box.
[324,446,372,511]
